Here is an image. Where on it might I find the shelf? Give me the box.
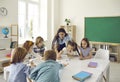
[0,24,18,72]
[0,37,11,39]
[110,53,118,55]
[0,57,10,63]
[0,24,18,49]
[90,41,120,62]
[92,51,118,55]
[60,25,76,41]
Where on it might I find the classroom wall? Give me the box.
[1,0,120,49]
[0,0,59,49]
[58,0,120,44]
[0,0,18,26]
[46,0,60,49]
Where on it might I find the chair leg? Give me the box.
[103,75,107,82]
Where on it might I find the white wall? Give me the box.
[59,0,120,44]
[0,0,18,26]
[46,0,60,49]
[52,0,60,35]
[0,0,58,49]
[1,0,120,49]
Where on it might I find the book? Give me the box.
[6,53,11,58]
[88,62,98,68]
[72,71,92,82]
[10,41,17,48]
[0,48,5,50]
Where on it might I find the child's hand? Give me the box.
[79,55,84,60]
[63,62,69,67]
[29,59,36,67]
[27,78,32,82]
[61,61,69,67]
[57,53,62,60]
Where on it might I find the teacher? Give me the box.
[52,27,72,53]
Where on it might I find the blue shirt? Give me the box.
[8,63,30,82]
[33,45,45,57]
[53,35,72,52]
[54,35,71,45]
[30,60,64,82]
[80,47,92,57]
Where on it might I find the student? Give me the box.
[73,41,80,56]
[30,50,68,82]
[52,27,72,54]
[8,47,31,82]
[57,40,76,59]
[23,40,38,64]
[79,38,93,60]
[33,36,45,57]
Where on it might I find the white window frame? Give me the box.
[18,0,41,44]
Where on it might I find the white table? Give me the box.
[4,57,110,82]
[59,57,110,82]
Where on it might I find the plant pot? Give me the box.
[67,23,69,26]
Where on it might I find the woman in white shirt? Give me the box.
[52,28,72,54]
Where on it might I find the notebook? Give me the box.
[88,62,98,68]
[0,48,5,50]
[10,41,17,48]
[72,71,92,82]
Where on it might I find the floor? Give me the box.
[109,62,120,82]
[0,62,120,82]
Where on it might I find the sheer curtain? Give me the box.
[18,0,47,44]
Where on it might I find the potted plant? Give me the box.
[65,18,71,26]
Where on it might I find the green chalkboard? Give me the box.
[85,16,120,43]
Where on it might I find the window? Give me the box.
[18,0,47,44]
[40,0,47,40]
[18,1,26,41]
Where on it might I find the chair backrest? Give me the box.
[94,49,109,60]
